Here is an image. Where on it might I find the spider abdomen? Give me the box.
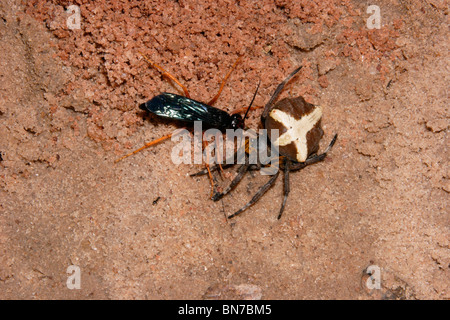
[265,97,324,163]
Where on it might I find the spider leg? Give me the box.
[190,148,240,176]
[190,163,235,176]
[321,133,338,154]
[228,169,280,219]
[261,66,302,122]
[231,105,263,115]
[190,133,250,176]
[290,134,338,171]
[278,158,290,219]
[202,139,218,197]
[212,152,250,201]
[248,163,262,171]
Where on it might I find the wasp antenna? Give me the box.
[243,80,261,123]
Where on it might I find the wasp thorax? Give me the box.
[265,97,324,163]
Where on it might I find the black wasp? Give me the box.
[116,54,257,163]
[116,54,258,192]
[139,91,247,130]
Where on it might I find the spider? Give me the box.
[193,67,338,219]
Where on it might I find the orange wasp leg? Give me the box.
[114,132,175,163]
[207,56,242,106]
[115,53,193,163]
[116,53,244,196]
[207,55,242,179]
[139,52,191,98]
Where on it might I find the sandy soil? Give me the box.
[0,0,448,299]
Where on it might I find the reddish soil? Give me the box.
[0,0,448,299]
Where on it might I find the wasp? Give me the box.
[116,54,259,192]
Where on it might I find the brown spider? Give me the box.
[194,67,337,219]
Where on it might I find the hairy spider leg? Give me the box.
[191,127,258,176]
[204,135,228,180]
[211,66,304,218]
[227,169,281,219]
[261,66,303,122]
[118,54,247,197]
[289,134,338,171]
[217,134,337,219]
[199,76,259,181]
[190,126,254,176]
[211,151,251,201]
[277,134,338,218]
[190,150,240,176]
[278,158,290,219]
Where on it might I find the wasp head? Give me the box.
[230,114,244,129]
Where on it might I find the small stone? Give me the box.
[318,58,337,76]
[425,119,448,133]
[318,75,329,88]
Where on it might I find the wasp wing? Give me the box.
[140,93,232,129]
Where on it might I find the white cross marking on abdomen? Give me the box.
[269,106,322,162]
